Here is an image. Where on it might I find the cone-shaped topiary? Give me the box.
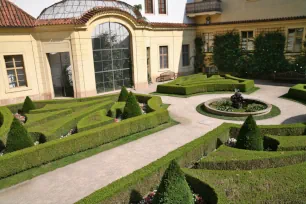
[22,96,36,113]
[5,118,34,153]
[236,115,263,151]
[122,92,142,119]
[152,160,194,204]
[118,86,129,102]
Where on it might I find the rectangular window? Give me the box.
[241,31,254,51]
[203,33,214,52]
[4,55,27,88]
[160,46,168,69]
[182,44,190,66]
[145,0,153,14]
[158,0,167,14]
[287,28,304,52]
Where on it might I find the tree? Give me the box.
[122,92,142,119]
[5,118,34,153]
[22,96,36,113]
[153,160,194,204]
[236,115,263,151]
[194,37,205,73]
[118,86,129,102]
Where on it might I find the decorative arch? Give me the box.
[91,22,133,93]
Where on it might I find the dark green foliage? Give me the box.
[254,32,288,74]
[118,86,129,102]
[287,84,306,101]
[213,31,241,72]
[236,115,263,151]
[5,118,34,153]
[122,92,142,119]
[294,41,306,73]
[0,107,14,151]
[194,37,205,73]
[235,54,254,77]
[22,96,36,113]
[153,160,194,204]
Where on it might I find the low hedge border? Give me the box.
[108,102,125,118]
[287,84,306,102]
[77,109,114,132]
[0,94,169,179]
[156,74,255,95]
[265,135,306,151]
[197,145,306,170]
[0,107,14,150]
[77,123,306,204]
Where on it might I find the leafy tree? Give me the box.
[22,96,36,113]
[6,118,34,153]
[213,31,241,73]
[122,92,142,119]
[236,115,263,151]
[194,37,205,73]
[153,160,194,204]
[118,86,129,102]
[253,32,288,74]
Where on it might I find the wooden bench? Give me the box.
[158,71,177,82]
[274,71,306,82]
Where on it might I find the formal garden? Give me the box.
[0,87,173,186]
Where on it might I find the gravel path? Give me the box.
[0,81,305,204]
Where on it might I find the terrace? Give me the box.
[186,0,222,17]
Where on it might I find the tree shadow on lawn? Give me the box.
[281,114,306,125]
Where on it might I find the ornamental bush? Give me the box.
[22,96,36,113]
[152,160,194,204]
[213,31,241,73]
[5,118,34,153]
[194,37,205,73]
[122,92,142,119]
[236,115,263,151]
[235,54,254,77]
[118,86,129,102]
[253,32,288,74]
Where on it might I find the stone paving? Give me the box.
[0,81,306,204]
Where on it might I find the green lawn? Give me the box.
[0,119,179,190]
[196,104,281,121]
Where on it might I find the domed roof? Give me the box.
[37,0,141,20]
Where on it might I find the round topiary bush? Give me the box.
[118,86,129,102]
[236,115,264,151]
[153,160,194,204]
[22,96,36,113]
[122,92,142,119]
[5,118,34,153]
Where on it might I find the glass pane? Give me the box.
[92,38,100,50]
[102,50,111,60]
[93,51,102,61]
[104,72,113,82]
[122,49,130,58]
[7,70,16,82]
[17,69,25,75]
[122,59,130,68]
[296,28,304,37]
[18,74,25,81]
[104,81,113,92]
[94,62,103,72]
[112,50,121,59]
[15,61,24,67]
[9,82,17,88]
[248,31,254,38]
[101,35,111,49]
[19,81,27,86]
[96,83,105,93]
[103,61,112,71]
[95,73,104,83]
[242,32,247,39]
[114,70,123,81]
[294,38,302,52]
[124,79,132,88]
[115,80,124,90]
[113,60,122,70]
[4,56,13,63]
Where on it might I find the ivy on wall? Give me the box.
[294,41,306,73]
[253,32,288,74]
[213,31,241,73]
[194,37,205,73]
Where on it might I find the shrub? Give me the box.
[5,118,34,153]
[22,96,36,113]
[213,31,241,72]
[0,107,14,151]
[194,37,205,73]
[254,32,288,74]
[245,104,266,112]
[118,86,129,102]
[122,92,142,119]
[236,115,263,151]
[153,160,194,204]
[235,54,254,77]
[287,84,306,102]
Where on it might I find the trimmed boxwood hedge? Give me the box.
[156,74,254,95]
[108,102,126,118]
[77,123,306,204]
[287,84,306,102]
[0,94,169,179]
[0,107,14,150]
[265,135,306,151]
[77,109,113,132]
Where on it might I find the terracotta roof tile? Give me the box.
[0,0,35,27]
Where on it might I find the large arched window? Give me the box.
[92,22,132,93]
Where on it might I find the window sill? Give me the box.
[5,86,32,94]
[158,68,170,72]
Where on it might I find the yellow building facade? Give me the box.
[0,0,306,105]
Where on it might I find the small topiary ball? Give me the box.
[122,92,142,119]
[153,160,194,204]
[118,86,129,102]
[5,118,34,153]
[22,96,36,114]
[236,115,263,151]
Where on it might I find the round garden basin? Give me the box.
[203,97,272,117]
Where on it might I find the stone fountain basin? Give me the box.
[203,97,273,117]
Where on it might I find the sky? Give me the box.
[10,0,61,17]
